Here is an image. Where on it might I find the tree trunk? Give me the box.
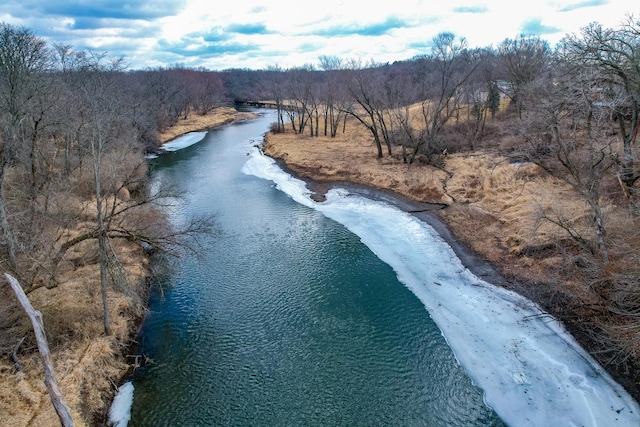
[98,231,112,336]
[5,274,76,427]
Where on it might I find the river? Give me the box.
[117,110,639,426]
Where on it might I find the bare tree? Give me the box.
[521,62,616,262]
[264,65,287,133]
[404,33,479,164]
[286,67,316,135]
[141,67,189,131]
[343,60,392,158]
[0,23,52,271]
[561,17,640,196]
[498,35,551,119]
[318,55,351,137]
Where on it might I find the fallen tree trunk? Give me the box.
[4,273,75,427]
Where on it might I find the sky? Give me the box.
[1,0,637,70]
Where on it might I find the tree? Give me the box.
[264,65,287,133]
[521,62,615,262]
[185,69,225,116]
[286,67,316,135]
[67,54,131,335]
[404,33,479,164]
[487,80,501,119]
[0,23,53,271]
[141,67,189,131]
[343,61,392,158]
[498,35,551,118]
[561,17,640,196]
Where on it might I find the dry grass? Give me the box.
[265,119,451,204]
[265,116,591,275]
[0,240,146,427]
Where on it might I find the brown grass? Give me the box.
[0,241,146,427]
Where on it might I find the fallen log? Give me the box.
[4,273,75,427]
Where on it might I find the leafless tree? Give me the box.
[521,63,616,262]
[318,56,351,137]
[404,33,479,164]
[498,35,551,119]
[264,65,287,133]
[0,23,52,271]
[561,17,640,197]
[286,67,316,135]
[343,60,393,158]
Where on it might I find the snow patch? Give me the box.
[161,131,207,152]
[108,381,134,427]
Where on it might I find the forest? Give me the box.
[1,14,640,424]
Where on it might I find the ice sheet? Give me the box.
[161,131,207,152]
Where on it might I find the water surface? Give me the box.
[130,111,503,426]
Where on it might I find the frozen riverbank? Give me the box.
[242,146,640,426]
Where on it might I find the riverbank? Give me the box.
[0,106,255,427]
[158,106,259,143]
[262,116,640,401]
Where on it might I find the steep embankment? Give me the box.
[0,106,256,427]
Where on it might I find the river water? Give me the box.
[123,110,639,426]
[129,111,500,425]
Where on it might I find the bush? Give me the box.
[269,122,285,134]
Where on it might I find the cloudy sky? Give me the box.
[1,0,636,70]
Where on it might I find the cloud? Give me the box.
[68,16,149,31]
[453,5,489,13]
[202,29,231,43]
[558,0,608,12]
[20,0,183,20]
[226,23,269,35]
[520,18,561,36]
[315,16,408,37]
[157,35,259,60]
